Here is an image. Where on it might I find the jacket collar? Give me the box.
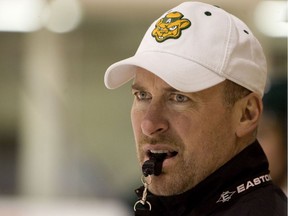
[135,140,271,215]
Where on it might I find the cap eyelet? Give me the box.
[244,30,249,34]
[205,11,212,16]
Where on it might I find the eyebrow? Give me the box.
[131,83,145,91]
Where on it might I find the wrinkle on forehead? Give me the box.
[133,68,168,90]
[133,67,226,102]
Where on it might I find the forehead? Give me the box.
[133,67,226,99]
[134,68,165,82]
[133,68,177,91]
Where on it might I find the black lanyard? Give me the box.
[134,153,166,216]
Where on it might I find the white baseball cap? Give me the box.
[104,1,267,97]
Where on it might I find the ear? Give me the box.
[236,93,263,138]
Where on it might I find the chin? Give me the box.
[148,174,191,196]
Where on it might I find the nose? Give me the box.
[140,103,169,137]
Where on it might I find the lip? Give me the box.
[143,144,178,152]
[142,144,179,164]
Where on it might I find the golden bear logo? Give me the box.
[152,11,191,42]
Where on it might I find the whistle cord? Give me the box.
[134,153,166,215]
[134,176,152,216]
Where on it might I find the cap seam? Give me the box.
[219,12,233,76]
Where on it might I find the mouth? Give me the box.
[142,150,178,177]
[147,150,178,160]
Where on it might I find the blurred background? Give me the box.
[0,0,286,215]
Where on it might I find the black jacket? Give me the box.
[135,141,287,215]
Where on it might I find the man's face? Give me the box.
[131,68,241,196]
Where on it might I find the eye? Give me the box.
[171,93,189,103]
[133,91,151,101]
[169,26,177,31]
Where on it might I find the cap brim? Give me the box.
[104,51,225,92]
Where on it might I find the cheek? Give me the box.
[171,114,203,153]
[173,110,222,139]
[173,116,198,138]
[178,109,236,156]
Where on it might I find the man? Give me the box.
[104,2,287,215]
